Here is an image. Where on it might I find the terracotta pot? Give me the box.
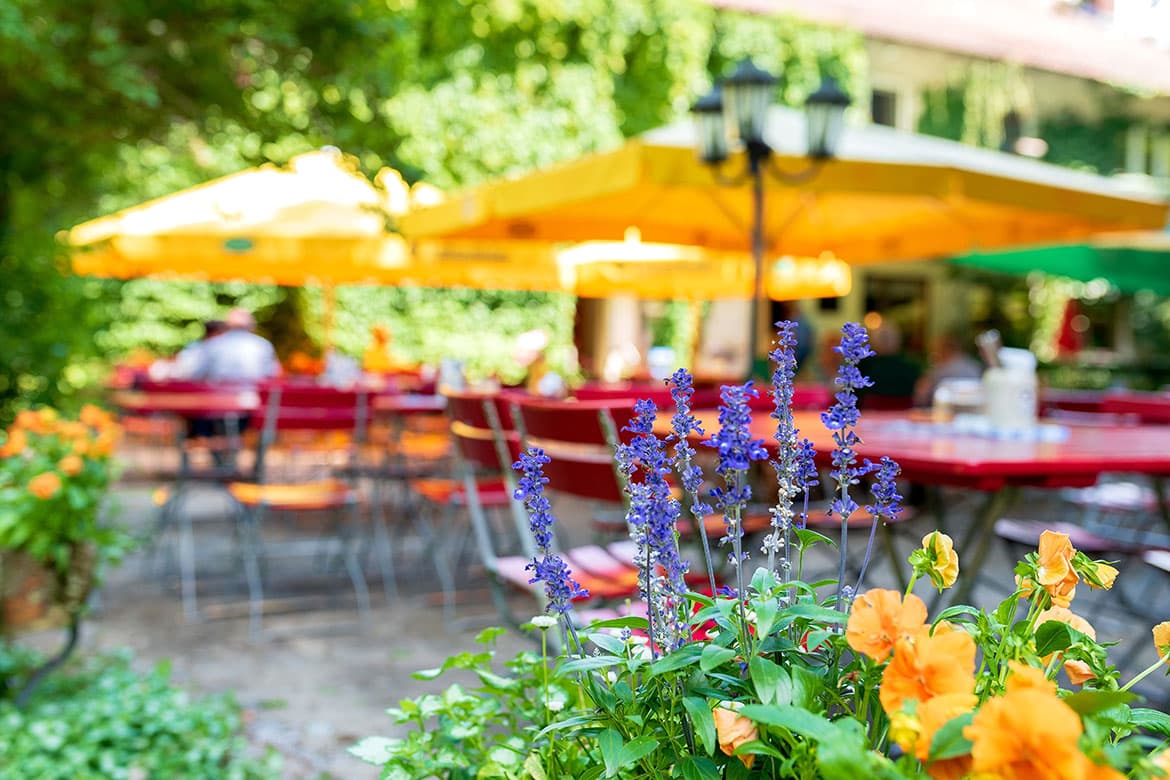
[0,546,95,637]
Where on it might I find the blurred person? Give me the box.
[186,308,279,384]
[514,329,566,398]
[362,324,414,374]
[857,321,921,408]
[914,330,983,407]
[169,319,227,380]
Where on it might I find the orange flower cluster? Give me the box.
[1,404,120,461]
[27,471,62,499]
[1036,530,1080,607]
[848,589,978,777]
[1020,530,1118,609]
[965,663,1125,780]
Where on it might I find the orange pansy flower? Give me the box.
[902,692,977,780]
[712,704,758,769]
[920,532,960,589]
[28,472,62,500]
[965,685,1084,780]
[1084,561,1118,590]
[1037,607,1097,685]
[80,404,111,428]
[879,624,976,714]
[1153,621,1170,664]
[1036,530,1079,607]
[1004,661,1056,695]
[846,588,928,662]
[0,428,27,457]
[58,455,84,476]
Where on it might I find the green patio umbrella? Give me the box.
[952,231,1170,296]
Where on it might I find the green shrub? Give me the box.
[0,647,280,780]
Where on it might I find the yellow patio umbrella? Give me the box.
[399,107,1168,264]
[66,148,413,287]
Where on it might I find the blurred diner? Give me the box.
[179,308,280,384]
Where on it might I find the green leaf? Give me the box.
[682,696,716,755]
[748,656,791,706]
[928,712,975,761]
[649,644,703,676]
[700,644,737,672]
[789,665,821,711]
[734,739,784,759]
[534,714,598,739]
[587,616,650,631]
[1130,708,1170,737]
[754,598,778,638]
[1060,690,1136,715]
[474,669,520,691]
[588,632,629,657]
[523,754,549,780]
[795,528,836,548]
[737,704,836,742]
[558,655,623,674]
[599,728,623,778]
[675,756,720,780]
[348,736,398,765]
[782,603,848,625]
[1035,621,1083,657]
[620,735,658,765]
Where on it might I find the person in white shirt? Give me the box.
[186,308,280,384]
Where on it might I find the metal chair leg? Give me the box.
[240,504,265,640]
[343,502,372,627]
[178,507,200,622]
[371,488,398,603]
[415,503,456,628]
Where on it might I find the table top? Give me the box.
[371,394,448,414]
[676,410,1170,491]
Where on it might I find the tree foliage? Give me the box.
[0,0,866,420]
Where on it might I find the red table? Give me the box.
[677,410,1170,604]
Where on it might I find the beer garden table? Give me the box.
[673,410,1170,605]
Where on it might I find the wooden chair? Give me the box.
[225,384,374,637]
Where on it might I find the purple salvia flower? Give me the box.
[704,383,768,563]
[667,368,717,596]
[616,399,691,652]
[765,321,801,576]
[821,323,874,609]
[795,437,818,530]
[854,456,904,592]
[512,448,589,614]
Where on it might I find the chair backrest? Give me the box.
[511,397,634,504]
[1100,392,1170,425]
[255,384,370,437]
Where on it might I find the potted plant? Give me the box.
[355,323,1170,779]
[0,404,130,703]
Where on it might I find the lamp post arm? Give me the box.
[765,156,827,186]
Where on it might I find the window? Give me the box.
[871,89,898,128]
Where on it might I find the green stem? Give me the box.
[1120,651,1170,692]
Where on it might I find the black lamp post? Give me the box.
[691,59,850,376]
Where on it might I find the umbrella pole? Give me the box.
[322,283,336,352]
[746,165,766,380]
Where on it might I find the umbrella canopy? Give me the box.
[399,107,1168,264]
[952,232,1170,296]
[66,149,412,286]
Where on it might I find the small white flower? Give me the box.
[530,615,558,630]
[606,671,618,683]
[547,698,565,712]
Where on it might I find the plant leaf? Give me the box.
[599,729,623,778]
[748,656,791,707]
[1130,708,1170,737]
[649,645,703,676]
[1062,690,1136,716]
[620,735,659,766]
[588,616,650,631]
[558,655,623,674]
[1035,620,1084,657]
[682,696,717,755]
[738,704,836,742]
[700,644,737,672]
[928,712,975,761]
